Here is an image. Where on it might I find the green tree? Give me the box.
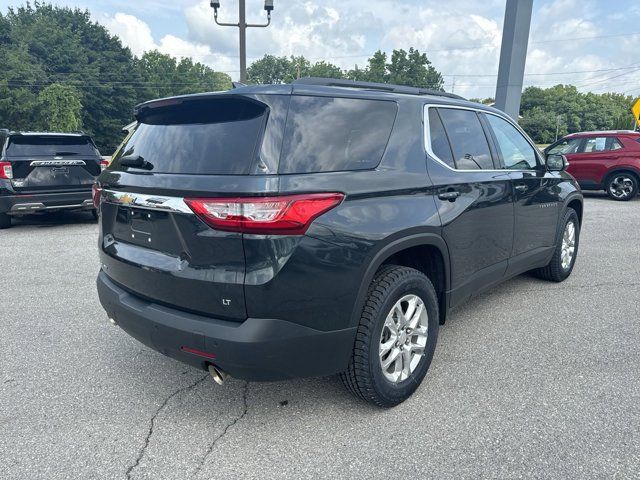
[135,51,231,100]
[347,48,444,90]
[0,2,230,153]
[519,85,635,143]
[247,55,292,84]
[247,55,343,84]
[308,61,344,79]
[36,83,83,131]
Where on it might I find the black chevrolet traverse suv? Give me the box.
[96,78,583,407]
[0,131,107,228]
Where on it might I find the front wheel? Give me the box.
[533,208,580,282]
[340,265,439,407]
[606,173,638,201]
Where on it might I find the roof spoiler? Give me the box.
[293,77,465,100]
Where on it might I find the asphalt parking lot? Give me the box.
[1,192,639,480]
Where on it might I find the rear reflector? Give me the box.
[0,162,13,180]
[180,346,217,359]
[184,193,344,235]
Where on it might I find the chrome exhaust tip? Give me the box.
[108,317,118,326]
[208,364,227,385]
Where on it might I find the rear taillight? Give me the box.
[0,162,13,180]
[184,193,344,235]
[92,183,102,209]
[99,158,110,171]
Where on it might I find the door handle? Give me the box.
[438,190,460,201]
[514,184,528,193]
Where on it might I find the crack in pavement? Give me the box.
[193,381,250,479]
[125,374,209,480]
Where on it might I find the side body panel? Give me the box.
[243,98,445,331]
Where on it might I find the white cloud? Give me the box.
[102,12,157,56]
[100,11,238,76]
[97,0,639,97]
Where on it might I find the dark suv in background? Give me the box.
[0,131,107,228]
[545,130,640,200]
[95,79,583,407]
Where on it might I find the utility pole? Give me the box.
[495,0,533,120]
[210,1,274,83]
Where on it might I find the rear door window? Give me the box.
[6,136,98,157]
[113,97,268,175]
[437,108,494,170]
[581,136,624,153]
[278,96,397,174]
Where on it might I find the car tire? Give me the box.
[533,208,580,282]
[605,173,638,201]
[0,212,11,229]
[340,265,439,408]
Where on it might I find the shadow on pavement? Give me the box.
[9,210,97,229]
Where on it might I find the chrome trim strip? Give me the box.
[30,160,87,166]
[423,104,544,174]
[9,201,94,213]
[101,189,193,214]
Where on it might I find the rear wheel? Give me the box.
[340,265,439,407]
[606,173,638,201]
[0,212,11,229]
[533,208,579,282]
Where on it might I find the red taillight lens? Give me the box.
[99,158,110,171]
[92,183,102,209]
[0,162,13,180]
[184,193,344,235]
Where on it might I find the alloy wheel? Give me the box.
[609,175,635,199]
[379,294,428,383]
[561,220,576,270]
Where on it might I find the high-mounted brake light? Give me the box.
[92,183,102,209]
[184,193,344,235]
[0,162,13,180]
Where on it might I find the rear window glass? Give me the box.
[113,97,267,175]
[278,96,397,174]
[6,136,97,157]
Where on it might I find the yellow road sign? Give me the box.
[632,97,640,129]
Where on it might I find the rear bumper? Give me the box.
[0,190,93,215]
[97,271,357,381]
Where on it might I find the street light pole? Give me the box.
[210,1,274,83]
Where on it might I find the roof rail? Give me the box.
[293,77,465,100]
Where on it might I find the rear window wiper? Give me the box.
[119,154,153,170]
[54,151,80,156]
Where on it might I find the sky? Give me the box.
[2,0,639,99]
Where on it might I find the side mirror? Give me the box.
[546,153,568,172]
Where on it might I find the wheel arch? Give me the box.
[604,167,640,187]
[566,196,583,226]
[350,233,451,327]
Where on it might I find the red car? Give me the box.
[545,130,640,201]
